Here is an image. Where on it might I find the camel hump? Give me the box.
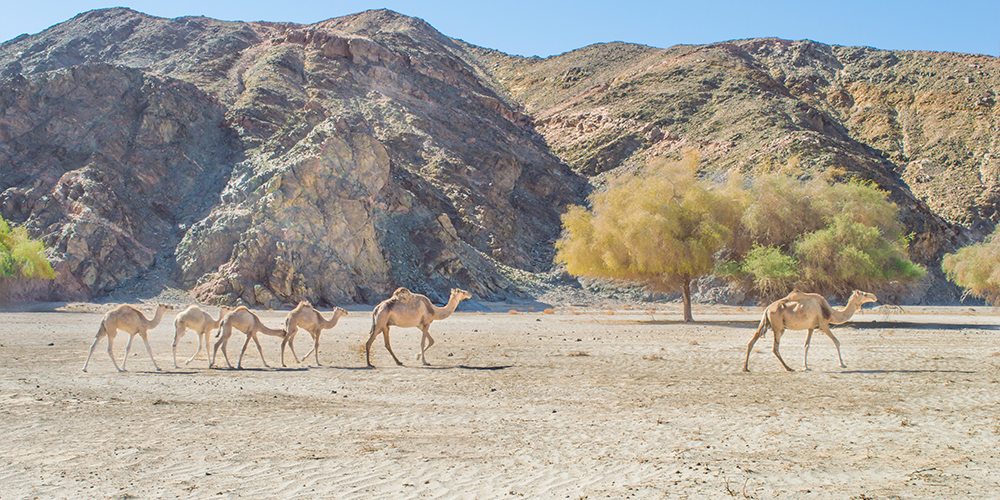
[297,300,312,308]
[392,287,414,301]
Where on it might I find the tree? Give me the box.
[0,216,55,299]
[942,227,1000,305]
[555,154,740,322]
[722,173,925,298]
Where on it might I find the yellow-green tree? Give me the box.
[0,216,55,296]
[942,227,1000,305]
[724,173,925,298]
[555,154,740,322]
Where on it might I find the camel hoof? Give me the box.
[742,368,749,373]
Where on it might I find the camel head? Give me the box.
[334,307,349,319]
[851,290,878,306]
[156,304,175,313]
[450,288,472,303]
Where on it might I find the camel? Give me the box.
[281,302,349,367]
[365,287,472,367]
[743,289,877,372]
[210,306,286,369]
[172,305,230,368]
[83,303,174,373]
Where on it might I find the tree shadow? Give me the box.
[837,369,977,375]
[850,321,1000,331]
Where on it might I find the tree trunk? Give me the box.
[682,276,693,323]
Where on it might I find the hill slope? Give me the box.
[1,9,997,304]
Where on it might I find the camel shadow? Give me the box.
[837,369,977,375]
[341,364,513,371]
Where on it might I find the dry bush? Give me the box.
[542,308,555,314]
[943,226,1000,305]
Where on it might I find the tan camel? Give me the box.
[743,290,877,372]
[281,302,349,367]
[210,306,286,369]
[365,287,472,367]
[83,303,174,373]
[172,305,230,368]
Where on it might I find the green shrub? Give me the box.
[942,227,1000,305]
[0,216,55,280]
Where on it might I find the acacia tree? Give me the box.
[942,227,1000,305]
[0,216,55,300]
[722,173,925,298]
[555,154,740,322]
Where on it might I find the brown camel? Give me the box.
[172,305,230,368]
[743,289,877,372]
[281,302,349,367]
[211,306,286,369]
[365,287,472,367]
[83,303,174,372]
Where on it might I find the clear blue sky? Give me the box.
[2,0,998,57]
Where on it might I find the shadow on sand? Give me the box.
[838,369,977,375]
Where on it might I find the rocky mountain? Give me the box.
[1,8,996,305]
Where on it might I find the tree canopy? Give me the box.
[942,227,1000,305]
[555,154,740,321]
[723,173,925,298]
[556,155,926,320]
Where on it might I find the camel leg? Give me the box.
[212,330,234,369]
[239,333,269,369]
[121,333,137,372]
[237,334,253,369]
[303,331,321,366]
[772,328,794,372]
[364,327,380,367]
[743,331,763,373]
[803,328,814,371]
[83,323,111,372]
[281,327,298,367]
[743,315,769,372]
[139,331,161,371]
[382,327,403,366]
[419,328,435,366]
[172,326,185,368]
[185,332,205,365]
[821,327,846,368]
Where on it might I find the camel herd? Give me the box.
[81,286,876,373]
[82,287,472,373]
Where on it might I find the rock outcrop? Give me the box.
[1,8,587,305]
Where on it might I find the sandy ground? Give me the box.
[1,301,999,499]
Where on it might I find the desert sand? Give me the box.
[1,302,999,498]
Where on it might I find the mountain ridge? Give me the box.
[1,8,996,305]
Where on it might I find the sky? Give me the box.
[1,0,998,57]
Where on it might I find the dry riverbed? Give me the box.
[1,302,999,498]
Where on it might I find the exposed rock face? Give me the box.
[1,8,586,305]
[0,63,237,299]
[1,8,996,304]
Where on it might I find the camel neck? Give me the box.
[321,311,342,329]
[148,307,166,329]
[829,295,861,325]
[432,296,461,320]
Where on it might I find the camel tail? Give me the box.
[755,311,770,339]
